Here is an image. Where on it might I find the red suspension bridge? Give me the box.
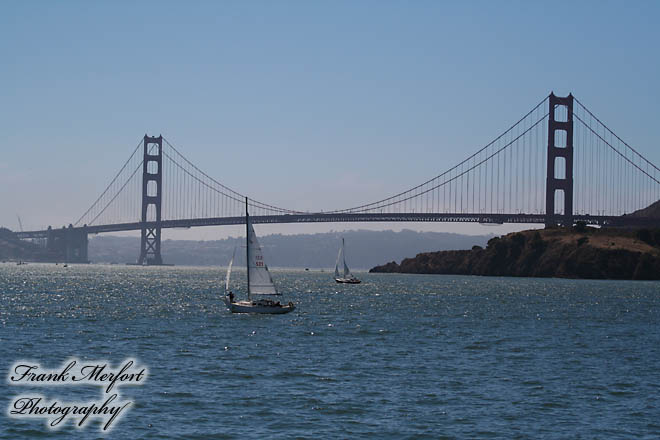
[16,93,660,264]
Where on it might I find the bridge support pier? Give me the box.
[45,225,89,263]
[65,224,88,263]
[545,93,574,227]
[137,135,164,265]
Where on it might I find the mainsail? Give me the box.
[335,238,353,279]
[247,221,278,296]
[343,259,351,279]
[334,246,342,278]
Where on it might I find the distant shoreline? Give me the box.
[0,261,365,272]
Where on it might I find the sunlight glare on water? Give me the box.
[0,263,659,439]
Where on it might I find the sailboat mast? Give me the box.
[245,197,250,301]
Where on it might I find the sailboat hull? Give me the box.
[224,296,295,314]
[335,278,361,284]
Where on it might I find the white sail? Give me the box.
[342,238,352,278]
[335,238,354,279]
[343,260,351,278]
[247,222,278,295]
[225,247,236,292]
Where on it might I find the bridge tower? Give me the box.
[137,135,164,265]
[545,93,574,227]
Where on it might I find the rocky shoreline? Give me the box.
[370,226,660,280]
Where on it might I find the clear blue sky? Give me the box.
[1,1,659,239]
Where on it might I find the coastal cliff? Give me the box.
[370,226,660,280]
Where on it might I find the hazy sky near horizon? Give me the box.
[1,1,659,239]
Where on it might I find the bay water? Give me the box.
[1,264,659,439]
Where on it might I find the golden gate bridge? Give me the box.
[16,93,660,264]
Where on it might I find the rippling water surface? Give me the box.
[1,263,659,439]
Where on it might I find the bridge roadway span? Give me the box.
[15,212,655,239]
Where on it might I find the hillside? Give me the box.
[630,200,660,218]
[90,229,493,268]
[370,226,660,280]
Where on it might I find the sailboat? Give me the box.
[223,198,295,314]
[334,238,361,284]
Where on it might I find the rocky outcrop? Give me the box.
[630,200,660,218]
[370,227,660,280]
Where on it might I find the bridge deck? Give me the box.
[15,213,657,239]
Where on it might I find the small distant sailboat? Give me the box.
[334,238,361,284]
[223,198,295,314]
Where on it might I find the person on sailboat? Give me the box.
[228,292,235,303]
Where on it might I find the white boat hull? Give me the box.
[223,296,295,314]
[335,277,361,284]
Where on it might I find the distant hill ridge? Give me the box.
[89,229,493,268]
